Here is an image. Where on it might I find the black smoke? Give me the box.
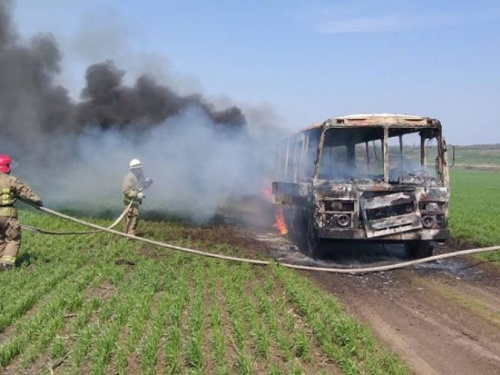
[0,1,246,152]
[0,1,76,151]
[77,60,246,131]
[0,1,284,222]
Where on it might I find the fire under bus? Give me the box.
[272,114,450,258]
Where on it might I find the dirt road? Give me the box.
[250,229,500,375]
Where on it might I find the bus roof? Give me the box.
[305,113,441,131]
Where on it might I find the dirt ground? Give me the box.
[308,249,500,375]
[223,203,500,375]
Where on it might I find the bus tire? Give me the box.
[405,240,433,259]
[283,206,301,243]
[304,216,326,259]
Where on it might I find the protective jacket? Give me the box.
[122,171,145,207]
[0,172,42,217]
[0,172,42,266]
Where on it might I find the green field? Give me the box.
[0,211,408,374]
[449,169,500,261]
[451,144,500,167]
[1,167,498,374]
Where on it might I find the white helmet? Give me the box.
[129,158,143,169]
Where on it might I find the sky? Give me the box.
[12,0,500,145]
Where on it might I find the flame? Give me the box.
[260,179,288,236]
[273,206,288,236]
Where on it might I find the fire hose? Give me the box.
[21,201,133,235]
[26,204,500,275]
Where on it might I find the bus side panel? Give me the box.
[272,182,310,205]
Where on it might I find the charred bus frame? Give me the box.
[272,114,450,258]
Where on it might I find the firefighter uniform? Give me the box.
[0,172,42,268]
[122,159,152,236]
[122,171,144,236]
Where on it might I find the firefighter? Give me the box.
[122,159,153,236]
[0,155,43,271]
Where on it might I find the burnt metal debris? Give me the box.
[272,114,450,259]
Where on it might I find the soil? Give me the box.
[222,202,500,375]
[309,256,500,375]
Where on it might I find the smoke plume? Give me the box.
[0,2,75,150]
[77,60,246,131]
[0,2,284,221]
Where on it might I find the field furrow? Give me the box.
[0,209,416,374]
[0,264,97,371]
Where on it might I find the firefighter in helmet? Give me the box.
[122,159,153,236]
[0,155,43,271]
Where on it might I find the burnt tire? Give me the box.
[283,206,301,243]
[282,206,294,232]
[405,240,433,259]
[303,213,327,259]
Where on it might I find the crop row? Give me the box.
[0,209,409,374]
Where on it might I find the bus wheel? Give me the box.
[283,206,301,243]
[304,218,326,259]
[405,240,433,259]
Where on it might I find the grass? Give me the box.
[0,207,410,374]
[449,169,500,261]
[0,167,497,372]
[451,144,500,167]
[274,265,408,375]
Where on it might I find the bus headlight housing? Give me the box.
[336,214,351,227]
[422,215,435,228]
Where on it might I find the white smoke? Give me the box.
[17,107,280,223]
[0,1,286,223]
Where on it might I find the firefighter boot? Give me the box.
[1,263,13,271]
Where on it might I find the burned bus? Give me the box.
[272,114,450,258]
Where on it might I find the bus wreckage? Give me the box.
[272,114,450,258]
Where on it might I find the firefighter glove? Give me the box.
[30,199,43,207]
